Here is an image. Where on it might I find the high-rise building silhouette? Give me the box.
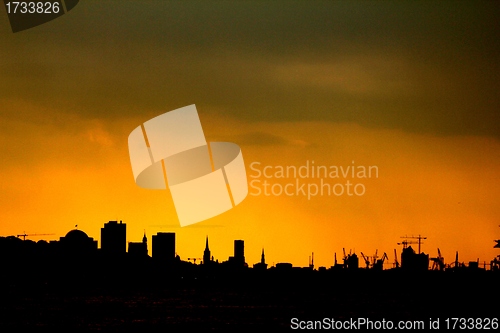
[101,220,126,255]
[203,236,211,265]
[234,240,245,266]
[152,232,175,262]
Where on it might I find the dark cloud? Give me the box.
[0,1,499,137]
[214,131,290,147]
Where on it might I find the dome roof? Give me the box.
[64,229,89,242]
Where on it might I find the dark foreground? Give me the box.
[0,270,498,331]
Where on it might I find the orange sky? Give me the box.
[1,1,499,268]
[1,109,498,268]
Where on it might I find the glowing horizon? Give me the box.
[1,1,499,270]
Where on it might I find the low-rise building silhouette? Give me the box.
[401,246,429,271]
[128,231,148,258]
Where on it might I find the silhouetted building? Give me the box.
[59,229,98,256]
[344,253,359,270]
[101,220,126,255]
[468,261,479,269]
[234,240,245,265]
[226,240,246,268]
[401,246,429,271]
[253,248,268,270]
[203,236,211,265]
[152,232,175,263]
[491,257,500,271]
[275,262,293,271]
[128,231,148,258]
[309,252,314,269]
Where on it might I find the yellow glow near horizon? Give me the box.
[0,108,498,269]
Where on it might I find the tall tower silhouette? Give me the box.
[203,236,211,265]
[234,240,245,266]
[101,221,126,255]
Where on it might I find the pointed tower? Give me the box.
[203,236,211,265]
[143,230,148,255]
[127,230,148,257]
[253,248,268,270]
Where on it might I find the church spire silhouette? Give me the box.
[203,235,211,265]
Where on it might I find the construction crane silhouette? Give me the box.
[16,232,54,241]
[397,239,418,249]
[398,234,427,253]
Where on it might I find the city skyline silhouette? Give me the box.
[0,219,498,331]
[2,220,498,272]
[1,2,500,273]
[1,1,500,330]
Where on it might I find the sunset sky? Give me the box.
[1,1,499,269]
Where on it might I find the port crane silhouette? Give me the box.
[430,248,445,270]
[360,252,370,268]
[373,252,388,270]
[393,249,399,268]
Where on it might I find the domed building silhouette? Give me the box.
[59,229,98,256]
